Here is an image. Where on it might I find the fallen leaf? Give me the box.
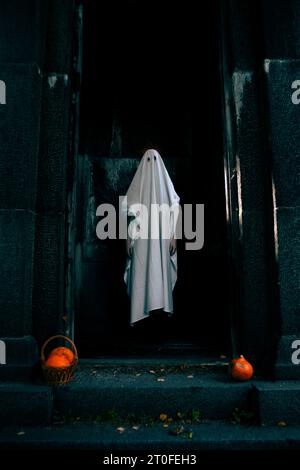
[116,427,125,433]
[163,423,169,428]
[149,370,156,374]
[132,425,140,431]
[187,375,194,379]
[277,421,287,427]
[157,377,165,382]
[160,368,165,372]
[169,425,185,436]
[159,413,168,422]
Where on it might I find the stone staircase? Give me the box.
[1,357,300,430]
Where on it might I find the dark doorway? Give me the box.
[74,0,230,357]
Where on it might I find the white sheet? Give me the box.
[123,149,180,325]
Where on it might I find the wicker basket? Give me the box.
[41,335,78,385]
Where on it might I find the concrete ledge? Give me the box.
[0,336,38,381]
[254,381,300,425]
[0,336,38,364]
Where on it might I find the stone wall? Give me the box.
[0,0,74,374]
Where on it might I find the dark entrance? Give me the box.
[73,0,230,357]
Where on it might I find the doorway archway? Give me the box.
[71,0,231,357]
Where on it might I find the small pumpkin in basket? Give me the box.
[45,353,70,368]
[41,335,78,385]
[49,346,75,364]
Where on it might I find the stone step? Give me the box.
[0,382,53,425]
[53,363,254,422]
[254,381,300,425]
[1,422,300,453]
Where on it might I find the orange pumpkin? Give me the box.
[49,347,74,364]
[230,355,253,381]
[45,354,70,368]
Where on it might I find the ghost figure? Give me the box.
[123,149,180,325]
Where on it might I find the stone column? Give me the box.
[262,0,300,378]
[0,0,47,378]
[224,1,275,371]
[32,0,74,348]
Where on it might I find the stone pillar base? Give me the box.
[0,336,39,381]
[275,335,300,379]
